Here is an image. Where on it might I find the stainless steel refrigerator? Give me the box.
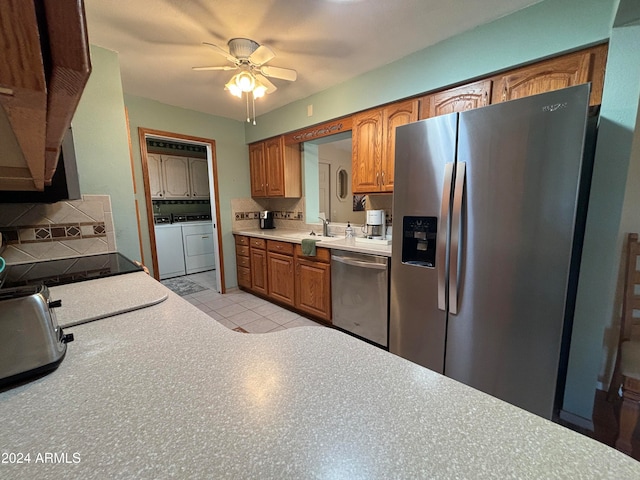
[389,84,597,419]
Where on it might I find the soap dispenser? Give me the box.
[345,222,353,238]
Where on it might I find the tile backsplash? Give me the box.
[231,197,306,231]
[0,194,116,264]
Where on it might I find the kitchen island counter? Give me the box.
[1,274,638,479]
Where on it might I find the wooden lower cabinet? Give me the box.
[234,235,251,289]
[235,236,332,323]
[267,251,295,306]
[294,245,332,324]
[250,246,268,296]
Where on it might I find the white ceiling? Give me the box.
[84,0,543,122]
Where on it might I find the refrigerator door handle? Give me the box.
[449,161,466,315]
[437,162,454,311]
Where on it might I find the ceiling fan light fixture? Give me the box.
[225,77,242,98]
[253,82,267,99]
[235,71,256,93]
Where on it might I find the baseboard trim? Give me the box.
[559,410,594,431]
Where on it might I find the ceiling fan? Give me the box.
[192,38,297,95]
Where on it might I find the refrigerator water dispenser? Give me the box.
[401,216,437,267]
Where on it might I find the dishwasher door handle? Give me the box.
[331,255,387,270]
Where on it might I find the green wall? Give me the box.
[72,45,140,260]
[241,0,640,424]
[124,95,247,288]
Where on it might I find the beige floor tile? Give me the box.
[195,303,212,313]
[202,298,235,310]
[212,316,237,330]
[243,317,281,334]
[214,303,249,318]
[267,309,301,325]
[252,303,285,316]
[267,325,287,333]
[282,317,324,329]
[224,310,263,327]
[192,290,222,302]
[238,297,269,309]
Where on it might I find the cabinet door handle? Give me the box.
[376,172,379,186]
[381,171,385,186]
[202,236,209,239]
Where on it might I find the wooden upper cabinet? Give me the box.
[0,0,90,192]
[420,80,492,119]
[249,143,267,197]
[352,99,418,194]
[249,135,301,198]
[492,44,607,106]
[352,109,384,193]
[382,99,419,192]
[264,137,285,196]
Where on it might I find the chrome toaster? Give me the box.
[0,285,74,387]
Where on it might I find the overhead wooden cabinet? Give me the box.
[491,44,607,106]
[420,80,492,119]
[352,99,418,194]
[249,135,301,198]
[294,245,332,323]
[0,0,91,192]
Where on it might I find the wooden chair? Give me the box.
[609,233,640,455]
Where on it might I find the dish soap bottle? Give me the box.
[345,222,353,238]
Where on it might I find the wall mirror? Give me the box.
[303,131,366,225]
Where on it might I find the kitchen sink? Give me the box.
[279,232,339,241]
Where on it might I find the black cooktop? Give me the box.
[1,253,143,289]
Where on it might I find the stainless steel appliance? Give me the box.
[364,209,385,239]
[390,84,597,419]
[260,210,275,229]
[0,285,74,387]
[331,250,389,347]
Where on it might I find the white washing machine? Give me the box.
[154,224,185,279]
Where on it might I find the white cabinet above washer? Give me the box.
[148,154,210,200]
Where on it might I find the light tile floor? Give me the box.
[180,270,325,333]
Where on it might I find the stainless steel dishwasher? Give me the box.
[331,250,389,347]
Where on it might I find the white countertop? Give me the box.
[0,273,638,478]
[233,228,392,257]
[50,271,168,328]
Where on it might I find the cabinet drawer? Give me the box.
[236,255,251,268]
[294,245,331,263]
[236,245,250,257]
[235,235,249,246]
[267,240,293,255]
[237,266,251,288]
[250,238,266,249]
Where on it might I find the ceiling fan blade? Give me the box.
[249,44,275,66]
[256,74,277,94]
[192,65,238,71]
[202,42,237,64]
[260,65,297,82]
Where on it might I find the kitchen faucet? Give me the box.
[318,216,330,237]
